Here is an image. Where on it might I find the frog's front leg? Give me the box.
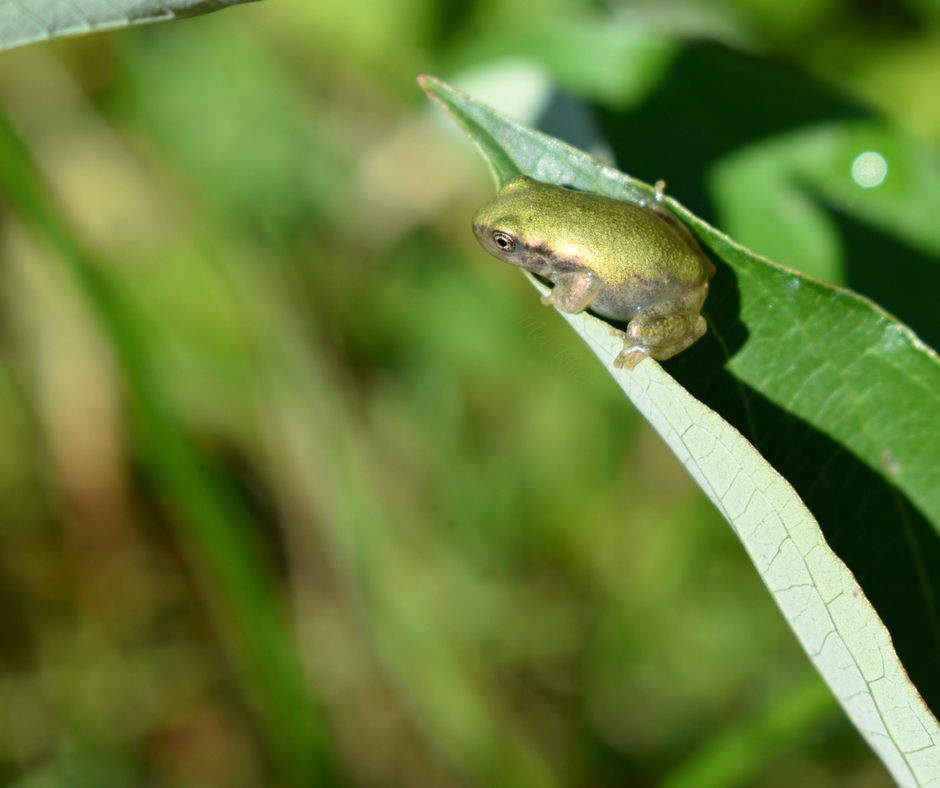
[610,286,708,370]
[542,271,603,314]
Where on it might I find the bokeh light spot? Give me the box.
[851,152,888,187]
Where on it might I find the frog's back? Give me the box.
[548,188,706,288]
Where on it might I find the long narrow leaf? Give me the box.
[421,74,940,787]
[0,0,259,51]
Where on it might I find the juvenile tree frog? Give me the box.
[472,176,715,370]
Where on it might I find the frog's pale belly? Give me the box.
[586,276,685,321]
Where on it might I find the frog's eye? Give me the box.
[492,231,515,251]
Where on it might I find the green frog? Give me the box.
[472,176,715,370]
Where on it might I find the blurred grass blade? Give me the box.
[0,0,260,51]
[663,675,838,788]
[421,74,940,787]
[0,108,334,786]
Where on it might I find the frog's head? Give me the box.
[472,176,554,275]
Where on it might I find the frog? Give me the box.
[472,175,715,370]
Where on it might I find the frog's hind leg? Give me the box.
[611,314,706,370]
[610,285,709,370]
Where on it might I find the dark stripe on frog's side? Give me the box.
[526,241,584,273]
[533,241,695,302]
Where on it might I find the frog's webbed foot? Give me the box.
[541,271,602,314]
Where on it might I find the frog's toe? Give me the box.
[614,345,650,371]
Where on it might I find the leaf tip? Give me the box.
[417,74,442,99]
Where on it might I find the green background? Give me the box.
[1,0,939,786]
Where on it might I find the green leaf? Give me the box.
[710,120,940,285]
[444,18,679,109]
[0,0,260,51]
[420,74,940,786]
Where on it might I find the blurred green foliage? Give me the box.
[0,0,938,786]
